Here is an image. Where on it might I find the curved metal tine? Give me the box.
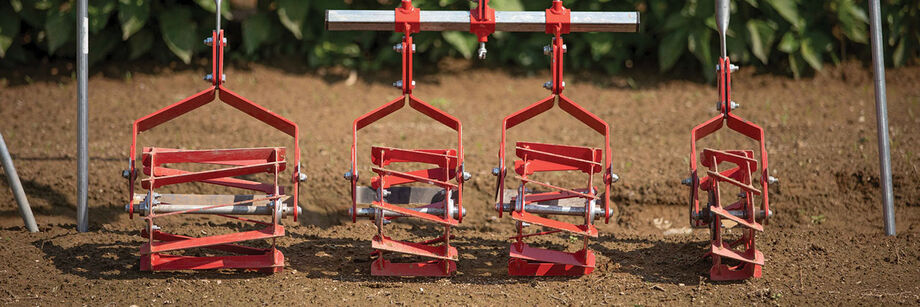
[504,95,556,130]
[217,86,298,137]
[355,95,407,131]
[557,94,607,136]
[725,113,763,143]
[407,95,461,132]
[135,88,216,133]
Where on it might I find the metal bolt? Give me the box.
[767,176,779,185]
[462,171,472,181]
[382,189,391,198]
[298,173,308,182]
[477,42,487,60]
[681,177,692,186]
[221,74,226,82]
[543,81,553,89]
[393,44,403,53]
[203,37,213,46]
[716,64,739,72]
[716,101,740,112]
[412,44,416,53]
[562,44,567,53]
[222,37,227,45]
[609,172,620,183]
[344,171,354,181]
[491,167,500,176]
[121,169,131,179]
[543,45,552,55]
[204,74,213,82]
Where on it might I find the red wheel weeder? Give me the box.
[493,1,616,277]
[346,0,467,277]
[686,0,776,281]
[125,5,301,273]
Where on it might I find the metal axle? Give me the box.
[497,203,611,221]
[350,206,466,219]
[128,203,300,217]
[691,209,771,224]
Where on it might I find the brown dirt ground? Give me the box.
[1,60,919,306]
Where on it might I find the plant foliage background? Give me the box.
[1,0,918,79]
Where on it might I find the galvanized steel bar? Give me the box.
[129,203,301,217]
[0,133,38,232]
[350,206,466,219]
[498,203,611,220]
[76,0,89,233]
[868,0,895,236]
[326,10,639,32]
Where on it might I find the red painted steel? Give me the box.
[349,1,465,276]
[126,28,301,273]
[689,56,771,280]
[494,1,613,276]
[470,0,495,43]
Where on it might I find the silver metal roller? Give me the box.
[326,10,639,33]
[127,193,299,217]
[350,206,466,219]
[691,209,772,225]
[497,203,611,221]
[128,203,301,217]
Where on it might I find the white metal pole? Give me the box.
[0,133,38,232]
[868,0,895,236]
[76,0,89,232]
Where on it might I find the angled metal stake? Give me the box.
[0,133,38,232]
[868,0,895,236]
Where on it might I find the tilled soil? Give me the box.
[1,61,919,306]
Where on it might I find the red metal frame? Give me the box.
[470,0,495,43]
[689,56,770,280]
[349,0,465,277]
[494,1,613,276]
[127,29,301,273]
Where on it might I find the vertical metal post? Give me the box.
[715,0,729,58]
[868,0,895,236]
[76,0,89,232]
[0,133,38,232]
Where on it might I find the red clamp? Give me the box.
[395,0,420,34]
[470,0,495,43]
[545,0,571,35]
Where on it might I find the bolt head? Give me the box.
[767,176,779,185]
[392,80,403,88]
[204,74,213,81]
[610,173,620,183]
[344,171,354,181]
[491,167,500,176]
[122,169,131,179]
[203,37,213,46]
[393,44,403,53]
[543,45,552,55]
[298,173,308,182]
[462,172,472,181]
[543,81,553,90]
[681,177,692,186]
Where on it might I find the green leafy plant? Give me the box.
[0,0,916,80]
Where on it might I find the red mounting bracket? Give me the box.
[470,0,495,43]
[395,0,420,34]
[545,0,571,35]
